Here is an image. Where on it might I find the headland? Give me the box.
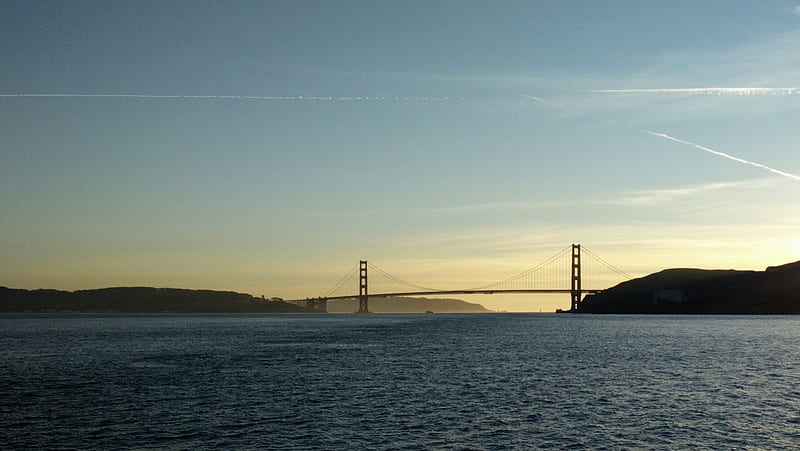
[577,260,800,314]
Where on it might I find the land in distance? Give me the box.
[327,296,489,313]
[0,286,304,313]
[577,259,800,314]
[0,286,490,314]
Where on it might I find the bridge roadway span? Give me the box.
[289,244,622,310]
[301,288,603,302]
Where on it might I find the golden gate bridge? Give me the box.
[289,244,632,312]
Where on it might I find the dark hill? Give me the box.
[0,286,303,313]
[577,260,800,314]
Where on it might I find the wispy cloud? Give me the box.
[632,30,800,88]
[546,29,800,120]
[421,201,575,213]
[297,200,582,218]
[375,215,800,276]
[613,179,773,206]
[337,179,782,217]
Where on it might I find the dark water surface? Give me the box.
[2,313,800,449]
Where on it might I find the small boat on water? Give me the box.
[425,310,434,314]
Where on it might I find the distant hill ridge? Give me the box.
[0,286,490,314]
[327,296,489,313]
[577,260,800,314]
[0,286,303,313]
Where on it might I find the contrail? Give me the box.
[647,131,800,181]
[524,93,800,182]
[521,94,566,109]
[590,87,799,95]
[0,93,452,101]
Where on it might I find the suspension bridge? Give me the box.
[289,244,632,313]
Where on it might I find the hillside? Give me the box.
[327,296,489,313]
[577,260,800,314]
[0,286,304,313]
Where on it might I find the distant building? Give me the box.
[305,298,327,313]
[283,297,327,312]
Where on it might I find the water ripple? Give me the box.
[2,314,800,448]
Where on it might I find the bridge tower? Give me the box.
[570,244,582,311]
[358,260,369,313]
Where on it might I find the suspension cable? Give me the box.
[321,263,358,297]
[324,246,631,297]
[367,263,445,292]
[582,247,634,279]
[464,245,572,290]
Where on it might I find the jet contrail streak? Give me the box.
[590,87,799,95]
[523,93,800,182]
[521,94,566,109]
[0,93,451,101]
[647,131,800,181]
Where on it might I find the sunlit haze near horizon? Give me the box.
[2,1,800,311]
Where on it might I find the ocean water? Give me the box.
[2,313,800,449]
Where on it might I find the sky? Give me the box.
[2,0,800,312]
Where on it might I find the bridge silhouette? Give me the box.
[290,244,632,312]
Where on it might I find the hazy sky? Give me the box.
[3,1,800,311]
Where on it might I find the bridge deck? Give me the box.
[290,288,602,302]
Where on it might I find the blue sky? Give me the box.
[2,1,800,311]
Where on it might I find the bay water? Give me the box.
[2,313,800,449]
